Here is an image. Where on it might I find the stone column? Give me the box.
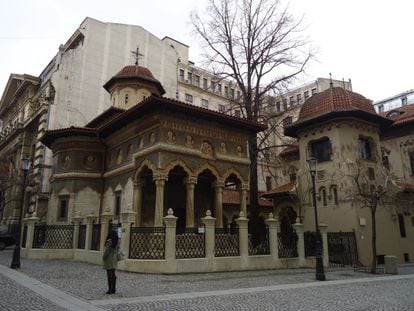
[201,210,216,264]
[85,214,97,250]
[24,214,40,250]
[265,213,279,261]
[293,222,306,266]
[154,173,167,227]
[73,213,83,249]
[235,211,249,268]
[100,210,114,253]
[121,209,136,259]
[185,176,197,228]
[239,183,248,216]
[319,223,329,267]
[133,179,143,227]
[214,180,224,228]
[163,208,177,266]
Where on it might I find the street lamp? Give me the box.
[10,156,31,269]
[307,156,326,281]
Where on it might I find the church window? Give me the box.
[115,192,121,216]
[359,137,373,160]
[276,101,281,112]
[283,116,292,127]
[185,93,193,103]
[309,137,332,162]
[266,176,272,191]
[58,196,69,221]
[124,94,129,105]
[331,186,339,205]
[320,187,327,206]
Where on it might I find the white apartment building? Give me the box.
[374,89,414,113]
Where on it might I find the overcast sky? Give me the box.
[0,0,412,102]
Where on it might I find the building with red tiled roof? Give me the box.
[267,86,414,267]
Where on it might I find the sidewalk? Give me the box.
[1,248,413,310]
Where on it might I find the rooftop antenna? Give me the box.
[329,73,333,88]
[342,78,346,89]
[348,78,352,91]
[131,46,143,66]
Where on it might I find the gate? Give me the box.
[327,231,359,267]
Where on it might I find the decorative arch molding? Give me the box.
[134,159,156,181]
[164,159,193,177]
[222,167,244,184]
[194,162,220,179]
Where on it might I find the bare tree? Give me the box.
[344,159,405,273]
[191,0,313,242]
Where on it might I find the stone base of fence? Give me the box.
[19,210,328,274]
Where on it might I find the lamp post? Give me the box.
[10,156,31,269]
[307,157,326,281]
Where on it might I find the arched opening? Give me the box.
[195,169,216,226]
[223,173,242,229]
[279,206,297,234]
[166,165,187,232]
[138,166,155,226]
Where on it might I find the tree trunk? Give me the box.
[248,134,264,246]
[370,208,377,274]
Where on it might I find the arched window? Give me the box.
[124,94,129,105]
[331,186,339,205]
[309,137,332,162]
[319,187,327,206]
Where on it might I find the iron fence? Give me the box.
[278,232,298,258]
[176,227,205,259]
[91,223,101,251]
[21,225,28,248]
[129,227,165,259]
[248,226,270,255]
[328,231,359,267]
[33,225,74,249]
[215,227,239,257]
[304,231,318,257]
[77,224,86,249]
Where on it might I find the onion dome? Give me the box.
[285,87,392,137]
[103,65,165,96]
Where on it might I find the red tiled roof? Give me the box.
[41,126,98,147]
[279,144,299,158]
[381,104,414,127]
[261,182,296,198]
[285,87,392,137]
[396,182,414,192]
[222,189,273,207]
[103,65,165,95]
[299,87,376,121]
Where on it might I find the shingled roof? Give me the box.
[285,87,392,137]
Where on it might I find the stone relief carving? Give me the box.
[167,130,176,143]
[236,145,243,156]
[201,141,214,157]
[149,132,155,144]
[116,149,123,165]
[185,135,194,146]
[220,142,227,154]
[62,155,71,170]
[84,155,96,170]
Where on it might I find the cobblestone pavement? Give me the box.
[1,248,414,310]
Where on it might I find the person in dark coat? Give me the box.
[103,230,119,294]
